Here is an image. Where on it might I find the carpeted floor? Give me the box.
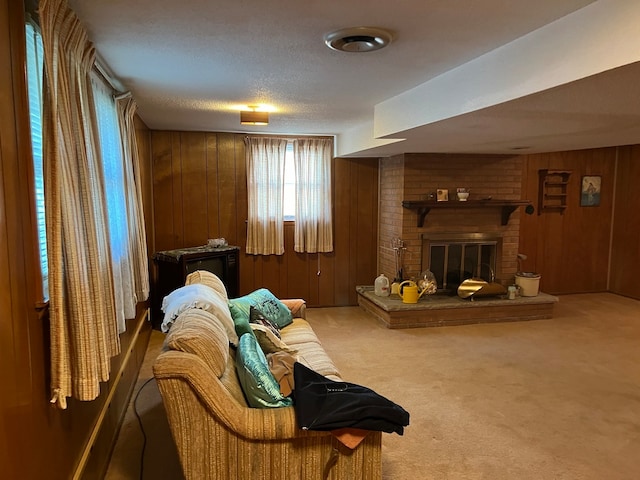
[105,292,640,479]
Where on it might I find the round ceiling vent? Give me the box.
[324,27,393,53]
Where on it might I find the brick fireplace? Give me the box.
[378,153,524,287]
[422,232,502,292]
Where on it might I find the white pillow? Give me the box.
[161,283,239,346]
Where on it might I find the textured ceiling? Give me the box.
[67,0,640,157]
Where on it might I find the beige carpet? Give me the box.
[106,293,640,479]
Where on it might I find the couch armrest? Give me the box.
[153,350,325,440]
[280,299,306,319]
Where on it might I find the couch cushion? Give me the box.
[185,270,229,302]
[294,341,341,379]
[161,283,239,346]
[279,318,321,346]
[163,308,229,378]
[235,333,293,409]
[229,288,293,329]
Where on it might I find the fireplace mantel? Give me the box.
[402,199,531,227]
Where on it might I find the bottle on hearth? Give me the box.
[374,274,390,297]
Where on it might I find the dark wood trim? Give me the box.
[402,199,531,227]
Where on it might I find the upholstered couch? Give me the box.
[153,271,382,480]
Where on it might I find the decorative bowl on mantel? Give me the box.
[456,188,470,201]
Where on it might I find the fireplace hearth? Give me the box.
[356,285,557,329]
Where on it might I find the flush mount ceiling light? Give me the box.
[241,106,269,125]
[324,26,393,53]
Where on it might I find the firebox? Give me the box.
[421,233,502,293]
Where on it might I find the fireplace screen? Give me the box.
[422,234,500,292]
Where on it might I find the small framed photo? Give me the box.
[581,176,601,206]
[436,188,449,202]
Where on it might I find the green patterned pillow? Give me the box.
[235,333,293,408]
[229,288,293,329]
[233,310,255,339]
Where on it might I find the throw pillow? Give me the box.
[249,306,281,338]
[251,324,298,355]
[161,283,239,346]
[235,333,293,409]
[229,288,293,329]
[233,310,255,339]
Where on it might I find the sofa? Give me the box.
[153,270,382,480]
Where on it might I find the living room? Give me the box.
[2,1,640,479]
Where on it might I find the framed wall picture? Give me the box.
[436,189,449,202]
[581,175,601,206]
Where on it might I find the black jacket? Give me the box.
[292,362,410,435]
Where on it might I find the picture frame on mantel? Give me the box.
[436,188,449,202]
[580,175,601,207]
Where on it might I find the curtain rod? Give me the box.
[245,134,334,141]
[94,54,127,95]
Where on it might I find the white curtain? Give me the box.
[92,72,135,333]
[116,96,150,306]
[245,136,288,255]
[293,138,334,253]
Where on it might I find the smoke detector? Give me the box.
[324,27,393,53]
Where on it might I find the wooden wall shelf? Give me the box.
[402,199,531,227]
[538,169,572,214]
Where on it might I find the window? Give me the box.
[25,20,48,300]
[92,71,138,329]
[245,136,333,254]
[25,19,138,322]
[91,71,128,260]
[283,142,295,220]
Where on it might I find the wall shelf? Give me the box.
[401,199,531,227]
[538,169,572,214]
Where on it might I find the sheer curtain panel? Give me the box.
[41,0,119,409]
[92,72,135,334]
[293,138,334,253]
[245,137,288,255]
[116,96,150,306]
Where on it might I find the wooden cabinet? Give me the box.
[152,245,240,328]
[538,169,571,214]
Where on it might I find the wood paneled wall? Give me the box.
[150,131,379,307]
[610,145,640,299]
[519,148,618,295]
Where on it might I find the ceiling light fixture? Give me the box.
[324,26,393,53]
[241,106,269,125]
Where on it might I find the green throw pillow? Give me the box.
[233,310,255,339]
[235,333,293,408]
[229,288,293,329]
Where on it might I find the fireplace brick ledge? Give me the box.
[356,285,558,329]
